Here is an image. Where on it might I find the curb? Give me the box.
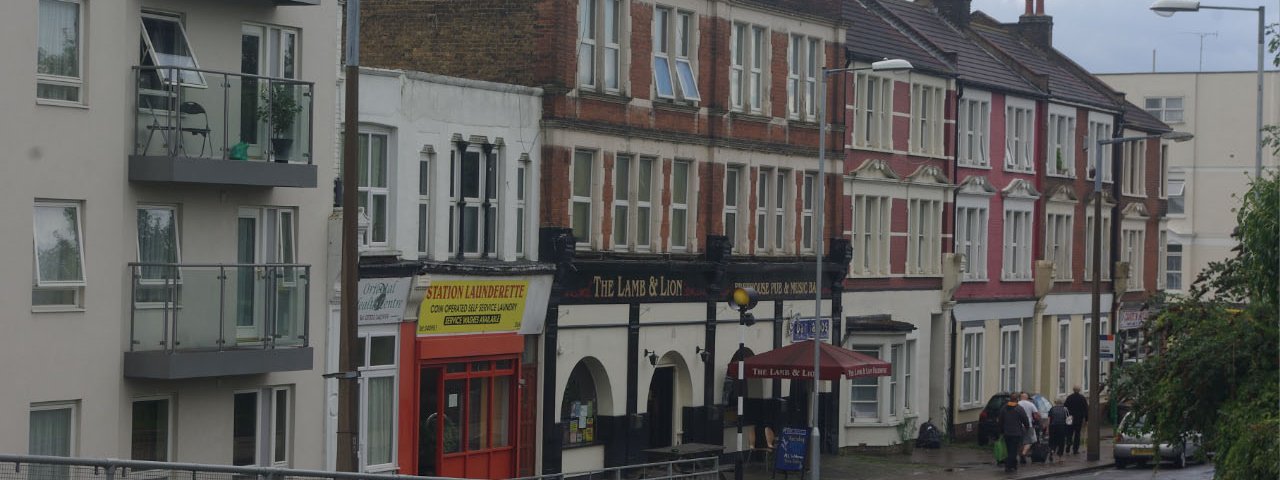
[1017,462,1115,479]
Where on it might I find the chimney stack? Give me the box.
[1016,0,1053,49]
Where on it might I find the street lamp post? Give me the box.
[1150,0,1266,179]
[1087,130,1193,461]
[814,58,911,479]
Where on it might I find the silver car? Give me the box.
[1112,412,1204,469]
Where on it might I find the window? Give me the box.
[131,397,171,462]
[903,340,915,414]
[1166,242,1183,291]
[1044,212,1073,281]
[571,150,595,247]
[907,199,941,275]
[724,165,743,251]
[136,205,180,303]
[730,23,766,112]
[999,327,1021,392]
[612,155,655,251]
[1084,210,1112,281]
[240,24,299,147]
[233,387,292,466]
[1082,319,1092,393]
[1047,113,1076,177]
[359,132,389,246]
[1144,96,1184,123]
[30,401,76,479]
[774,170,789,252]
[139,12,205,88]
[33,201,86,308]
[37,0,83,102]
[562,362,599,447]
[515,158,529,258]
[359,332,398,471]
[653,7,699,101]
[1005,103,1034,172]
[851,195,890,276]
[755,169,770,252]
[418,154,431,256]
[1159,145,1168,198]
[958,97,990,166]
[755,168,791,254]
[788,35,821,120]
[889,345,901,417]
[910,84,945,156]
[1122,227,1145,291]
[854,73,893,149]
[449,143,502,258]
[961,329,983,407]
[578,0,621,93]
[670,160,691,251]
[1167,175,1185,215]
[1087,119,1113,182]
[1122,140,1146,197]
[801,173,816,252]
[1002,207,1033,280]
[849,346,881,420]
[955,205,989,280]
[1157,229,1167,290]
[1057,321,1070,397]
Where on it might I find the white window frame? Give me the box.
[571,149,596,249]
[960,328,984,408]
[230,387,292,467]
[1082,318,1092,393]
[1044,210,1073,281]
[755,168,770,252]
[359,130,391,247]
[1157,229,1167,290]
[669,159,692,252]
[854,73,893,150]
[33,200,86,310]
[955,201,989,281]
[36,0,85,104]
[449,143,501,258]
[910,83,945,157]
[232,390,262,466]
[1122,225,1145,291]
[1159,145,1168,198]
[788,35,821,121]
[578,0,622,94]
[1122,139,1147,197]
[30,401,78,457]
[1057,320,1070,397]
[653,6,699,102]
[849,345,882,422]
[1002,205,1033,281]
[515,157,529,259]
[1047,107,1076,177]
[903,340,915,415]
[889,344,901,417]
[1084,209,1112,281]
[906,198,941,276]
[612,155,655,251]
[358,328,399,472]
[850,194,890,277]
[724,165,744,252]
[1004,99,1035,173]
[1087,115,1114,183]
[801,173,816,252]
[730,23,767,113]
[773,169,790,253]
[135,204,182,307]
[1166,238,1183,291]
[1167,174,1185,216]
[958,93,991,167]
[130,396,174,462]
[1144,96,1184,123]
[418,152,431,257]
[139,11,206,88]
[999,326,1021,393]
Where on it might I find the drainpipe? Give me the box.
[945,82,964,440]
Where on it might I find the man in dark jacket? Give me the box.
[997,394,1029,472]
[1064,385,1089,454]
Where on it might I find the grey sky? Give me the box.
[969,0,1278,73]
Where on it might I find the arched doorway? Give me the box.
[646,351,694,448]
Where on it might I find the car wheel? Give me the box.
[1173,447,1187,469]
[1114,459,1128,469]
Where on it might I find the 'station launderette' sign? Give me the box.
[417,280,530,335]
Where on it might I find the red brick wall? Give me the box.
[541,145,572,227]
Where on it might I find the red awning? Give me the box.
[727,340,891,381]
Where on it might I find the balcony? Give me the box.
[124,263,312,379]
[130,67,317,188]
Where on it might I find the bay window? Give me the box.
[906,198,941,275]
[958,96,990,167]
[851,194,890,276]
[849,346,882,420]
[955,203,989,280]
[1002,206,1033,281]
[1122,226,1145,291]
[1057,320,1070,397]
[1044,211,1073,281]
[1122,139,1146,197]
[999,326,1021,393]
[961,328,983,407]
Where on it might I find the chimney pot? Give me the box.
[1037,0,1045,15]
[1025,0,1033,15]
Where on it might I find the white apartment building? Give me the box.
[1099,71,1280,293]
[0,0,337,468]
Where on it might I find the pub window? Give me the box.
[561,362,598,447]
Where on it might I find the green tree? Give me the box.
[1264,23,1280,155]
[1112,172,1279,479]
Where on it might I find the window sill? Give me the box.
[907,151,949,161]
[578,90,632,105]
[32,305,86,313]
[36,98,88,109]
[728,111,773,123]
[1054,278,1074,283]
[1047,173,1076,180]
[1001,277,1034,283]
[788,119,820,129]
[653,100,700,113]
[1003,167,1036,175]
[957,162,992,170]
[962,277,990,283]
[958,404,984,412]
[851,145,897,155]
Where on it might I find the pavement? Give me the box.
[740,427,1115,480]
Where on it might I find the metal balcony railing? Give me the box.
[132,66,314,164]
[128,263,310,353]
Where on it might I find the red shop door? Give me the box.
[419,358,517,479]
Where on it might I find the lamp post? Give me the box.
[1150,0,1266,179]
[728,288,758,480]
[1087,130,1193,461]
[813,58,912,479]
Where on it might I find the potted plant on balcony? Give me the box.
[256,84,304,162]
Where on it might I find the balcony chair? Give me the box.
[143,101,212,157]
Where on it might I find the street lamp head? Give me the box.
[1150,0,1200,16]
[1161,130,1195,142]
[871,58,914,72]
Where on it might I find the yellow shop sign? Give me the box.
[417,280,530,334]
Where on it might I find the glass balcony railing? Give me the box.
[128,263,310,353]
[132,66,314,164]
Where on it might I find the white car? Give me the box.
[1112,412,1204,469]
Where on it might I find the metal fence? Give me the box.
[0,455,722,480]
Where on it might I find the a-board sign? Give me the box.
[774,427,809,472]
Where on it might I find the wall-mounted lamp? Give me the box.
[695,346,710,363]
[643,349,658,366]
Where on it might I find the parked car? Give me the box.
[1113,412,1204,469]
[976,392,1010,445]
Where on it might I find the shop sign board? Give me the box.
[1118,309,1148,331]
[558,260,830,304]
[1100,334,1115,361]
[774,427,809,472]
[358,277,414,325]
[417,280,530,334]
[789,317,831,341]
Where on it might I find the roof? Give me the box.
[1121,101,1172,133]
[844,0,953,75]
[970,17,1117,109]
[875,0,1041,96]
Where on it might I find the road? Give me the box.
[1052,463,1214,479]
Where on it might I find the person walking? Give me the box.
[997,394,1029,473]
[1017,392,1038,464]
[1064,385,1089,454]
[1047,399,1071,462]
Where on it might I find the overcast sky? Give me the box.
[969,0,1279,73]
